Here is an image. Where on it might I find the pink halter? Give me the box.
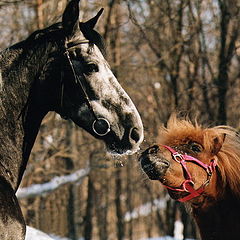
[161,145,217,202]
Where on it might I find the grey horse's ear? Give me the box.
[83,8,104,29]
[62,0,81,38]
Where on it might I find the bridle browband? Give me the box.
[161,145,217,202]
[60,40,111,137]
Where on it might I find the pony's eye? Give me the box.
[190,143,202,153]
[84,63,99,74]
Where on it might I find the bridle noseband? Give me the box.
[60,40,111,137]
[161,145,217,202]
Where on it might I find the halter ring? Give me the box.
[92,118,111,136]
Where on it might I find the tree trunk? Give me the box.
[83,177,94,240]
[36,0,44,29]
[67,185,76,240]
[166,199,176,236]
[115,168,125,240]
[216,0,230,124]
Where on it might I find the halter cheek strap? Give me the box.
[161,145,217,202]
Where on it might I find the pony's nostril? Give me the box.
[148,145,159,154]
[130,127,140,143]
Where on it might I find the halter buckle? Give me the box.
[206,167,213,176]
[172,152,183,163]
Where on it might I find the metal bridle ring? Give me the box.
[92,118,111,136]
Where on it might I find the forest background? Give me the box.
[0,0,240,239]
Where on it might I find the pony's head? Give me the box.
[24,0,143,154]
[140,115,240,206]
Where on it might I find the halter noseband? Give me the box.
[161,145,217,202]
[61,40,111,137]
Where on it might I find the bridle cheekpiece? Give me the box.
[60,39,111,137]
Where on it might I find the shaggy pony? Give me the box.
[140,115,240,240]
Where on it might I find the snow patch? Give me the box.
[17,167,90,199]
[142,237,195,240]
[174,220,184,240]
[25,226,55,240]
[26,226,81,240]
[124,198,167,222]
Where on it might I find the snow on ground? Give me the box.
[25,226,58,240]
[142,237,180,240]
[26,226,77,240]
[24,195,187,240]
[17,167,90,199]
[26,226,194,240]
[21,168,192,240]
[143,238,194,240]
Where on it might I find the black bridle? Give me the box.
[61,40,111,137]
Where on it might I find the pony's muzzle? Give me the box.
[139,145,170,180]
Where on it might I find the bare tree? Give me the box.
[1,0,238,239]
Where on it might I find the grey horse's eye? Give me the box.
[84,63,99,74]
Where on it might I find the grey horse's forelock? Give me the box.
[24,22,106,57]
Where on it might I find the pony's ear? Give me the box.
[81,8,104,29]
[212,133,226,155]
[62,0,81,38]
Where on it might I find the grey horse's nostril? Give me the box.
[130,127,141,143]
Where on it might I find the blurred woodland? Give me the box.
[1,0,240,239]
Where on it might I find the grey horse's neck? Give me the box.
[0,43,48,190]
